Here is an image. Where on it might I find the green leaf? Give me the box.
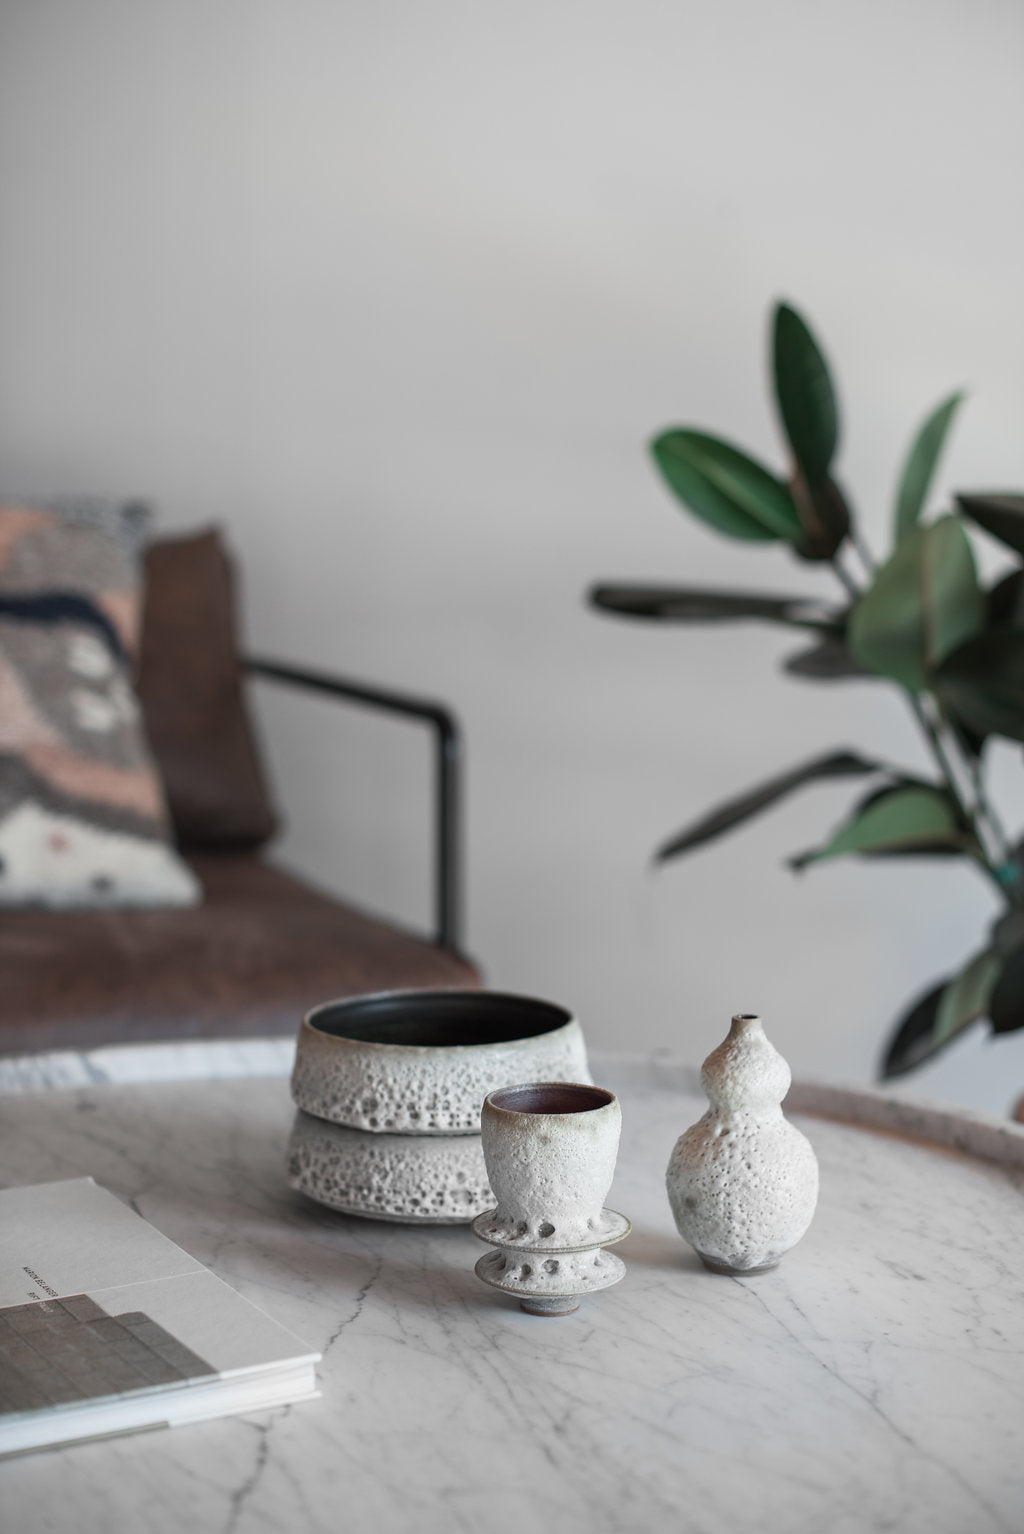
[933,948,1000,1045]
[655,749,880,864]
[992,907,1024,959]
[987,567,1024,629]
[880,981,947,1078]
[847,515,984,692]
[940,573,1024,756]
[772,302,838,484]
[588,584,839,630]
[880,948,997,1078]
[947,711,988,763]
[789,784,974,869]
[957,493,1024,557]
[989,946,1024,1034]
[932,630,1024,744]
[784,632,869,681]
[894,391,964,540]
[789,471,851,561]
[651,430,803,543]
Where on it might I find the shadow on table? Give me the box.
[617,1227,707,1273]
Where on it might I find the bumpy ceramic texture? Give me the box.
[474,1246,627,1311]
[473,1085,629,1314]
[291,1013,590,1134]
[479,1091,622,1248]
[666,1015,819,1274]
[287,1110,493,1224]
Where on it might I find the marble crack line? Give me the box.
[743,1286,1017,1534]
[321,1254,384,1356]
[222,1405,292,1534]
[437,1332,563,1469]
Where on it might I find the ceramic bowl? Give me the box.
[290,989,590,1135]
[287,1110,493,1224]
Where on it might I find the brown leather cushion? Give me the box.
[136,530,278,850]
[0,853,480,1052]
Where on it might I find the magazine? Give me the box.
[0,1177,320,1456]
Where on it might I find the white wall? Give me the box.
[2,0,1023,1110]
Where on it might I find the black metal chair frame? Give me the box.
[244,657,462,954]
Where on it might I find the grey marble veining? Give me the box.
[1,1055,1022,1534]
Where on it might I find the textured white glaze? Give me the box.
[287,1110,492,1223]
[472,1205,629,1251]
[479,1084,621,1247]
[473,1083,628,1313]
[474,1245,626,1299]
[291,1007,590,1134]
[666,1015,819,1272]
[2,1055,1024,1532]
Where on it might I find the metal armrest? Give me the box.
[243,655,462,953]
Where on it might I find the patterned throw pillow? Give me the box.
[0,504,200,907]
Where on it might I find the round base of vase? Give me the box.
[697,1253,781,1277]
[474,1246,626,1311]
[471,1207,631,1252]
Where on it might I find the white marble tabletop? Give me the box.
[1,1050,1022,1534]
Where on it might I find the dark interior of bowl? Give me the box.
[488,1083,612,1116]
[307,990,573,1047]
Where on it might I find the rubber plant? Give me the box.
[589,301,1024,1079]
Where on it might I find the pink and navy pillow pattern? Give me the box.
[0,503,199,908]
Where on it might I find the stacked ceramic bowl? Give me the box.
[286,989,591,1224]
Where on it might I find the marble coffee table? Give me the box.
[1,1049,1022,1534]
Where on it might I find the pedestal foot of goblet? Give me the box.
[474,1238,626,1315]
[519,1295,580,1316]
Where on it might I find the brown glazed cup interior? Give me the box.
[486,1082,614,1116]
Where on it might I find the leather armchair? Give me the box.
[0,529,479,1053]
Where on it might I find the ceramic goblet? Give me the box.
[472,1082,630,1315]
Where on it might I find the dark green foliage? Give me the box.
[772,303,838,485]
[783,632,868,680]
[847,517,984,692]
[957,494,1024,557]
[933,632,1024,744]
[788,784,976,870]
[987,568,1024,629]
[655,751,880,863]
[650,430,803,543]
[990,947,1024,1033]
[770,306,849,560]
[591,297,1024,1080]
[788,472,851,561]
[882,983,952,1077]
[588,584,838,630]
[894,393,964,539]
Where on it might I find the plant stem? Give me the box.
[831,552,861,601]
[908,696,1013,902]
[849,525,877,579]
[929,699,1014,865]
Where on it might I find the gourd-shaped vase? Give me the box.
[666,1013,818,1275]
